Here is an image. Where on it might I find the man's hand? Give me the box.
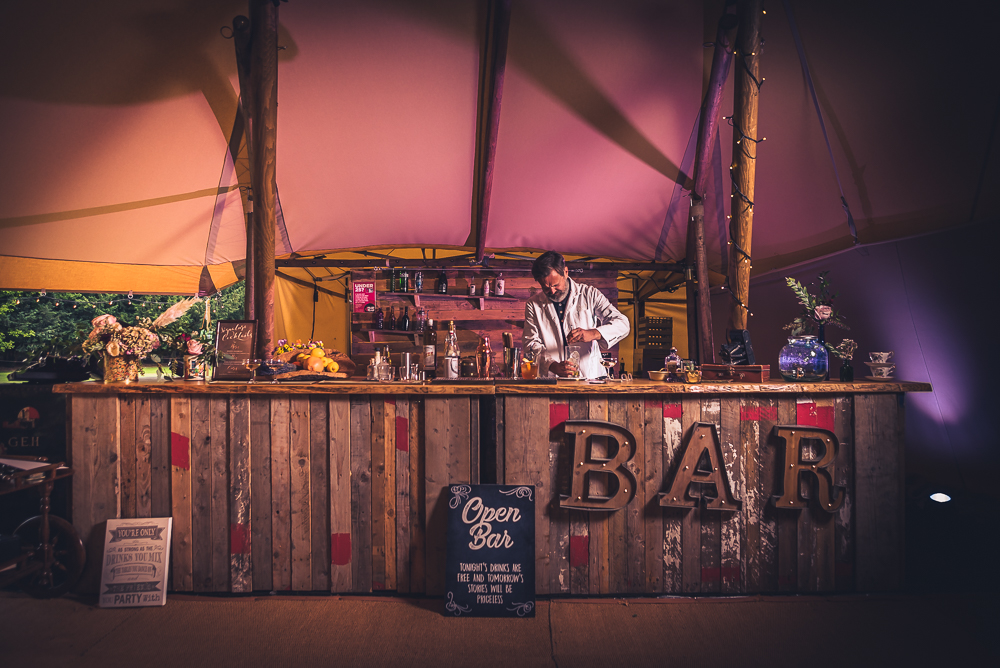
[548,360,577,377]
[567,328,601,344]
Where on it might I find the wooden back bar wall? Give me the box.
[349,269,619,368]
[61,381,922,595]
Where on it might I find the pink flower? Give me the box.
[106,340,122,357]
[814,305,833,321]
[91,314,118,328]
[186,339,204,355]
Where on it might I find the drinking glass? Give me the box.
[264,358,283,384]
[520,351,538,380]
[243,358,262,384]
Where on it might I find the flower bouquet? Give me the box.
[783,272,849,341]
[83,298,202,382]
[82,315,161,383]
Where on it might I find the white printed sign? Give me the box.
[99,517,172,608]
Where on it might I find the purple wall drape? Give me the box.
[712,218,999,499]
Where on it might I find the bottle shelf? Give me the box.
[360,330,422,343]
[380,291,517,310]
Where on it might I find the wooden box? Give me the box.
[700,363,770,382]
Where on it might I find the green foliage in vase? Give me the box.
[783,271,849,337]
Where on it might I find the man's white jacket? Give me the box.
[522,277,630,379]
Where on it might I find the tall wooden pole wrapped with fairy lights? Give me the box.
[728,0,764,330]
[247,0,278,358]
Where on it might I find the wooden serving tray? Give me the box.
[271,370,350,382]
[272,348,357,377]
[700,364,770,382]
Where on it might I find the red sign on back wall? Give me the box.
[352,281,376,313]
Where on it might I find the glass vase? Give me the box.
[778,336,828,382]
[839,361,854,382]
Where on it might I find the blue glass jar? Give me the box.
[778,336,828,382]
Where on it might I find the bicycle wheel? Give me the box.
[14,515,86,598]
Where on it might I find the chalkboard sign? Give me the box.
[445,484,535,617]
[212,320,256,381]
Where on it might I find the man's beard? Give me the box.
[546,285,569,302]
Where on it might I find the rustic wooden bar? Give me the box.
[54,378,928,595]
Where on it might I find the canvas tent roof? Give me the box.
[1,0,998,295]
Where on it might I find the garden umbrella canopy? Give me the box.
[0,0,997,294]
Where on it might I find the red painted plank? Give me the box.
[170,432,190,470]
[550,403,569,429]
[396,415,409,452]
[230,523,250,555]
[796,402,835,431]
[740,405,777,421]
[570,535,589,568]
[663,403,682,419]
[331,533,352,566]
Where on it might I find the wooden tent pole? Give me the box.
[684,3,738,364]
[472,0,512,263]
[728,0,763,331]
[249,0,278,358]
[232,15,256,322]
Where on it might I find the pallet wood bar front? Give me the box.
[57,379,927,595]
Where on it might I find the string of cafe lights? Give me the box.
[13,290,222,310]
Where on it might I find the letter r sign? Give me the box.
[560,420,637,511]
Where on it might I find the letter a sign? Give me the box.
[660,422,738,511]
[560,420,637,511]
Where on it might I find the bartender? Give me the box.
[522,251,630,378]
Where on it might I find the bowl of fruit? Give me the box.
[267,345,356,381]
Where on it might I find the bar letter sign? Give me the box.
[99,517,172,608]
[445,484,535,617]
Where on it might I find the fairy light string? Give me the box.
[721,13,767,319]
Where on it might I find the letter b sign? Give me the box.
[560,420,637,511]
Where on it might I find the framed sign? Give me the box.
[352,279,376,313]
[99,517,172,608]
[213,320,256,381]
[445,484,535,617]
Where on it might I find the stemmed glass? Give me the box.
[264,358,283,384]
[601,357,617,379]
[243,358,262,383]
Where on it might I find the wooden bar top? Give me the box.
[51,378,931,395]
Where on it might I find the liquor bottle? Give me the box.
[482,278,491,297]
[436,271,448,294]
[476,335,492,379]
[443,321,460,379]
[389,268,397,293]
[415,307,427,333]
[374,307,384,330]
[414,271,423,293]
[399,306,410,331]
[468,281,476,296]
[388,305,397,330]
[399,269,410,293]
[423,319,437,379]
[495,272,505,296]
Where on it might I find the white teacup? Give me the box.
[871,365,895,378]
[869,351,893,364]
